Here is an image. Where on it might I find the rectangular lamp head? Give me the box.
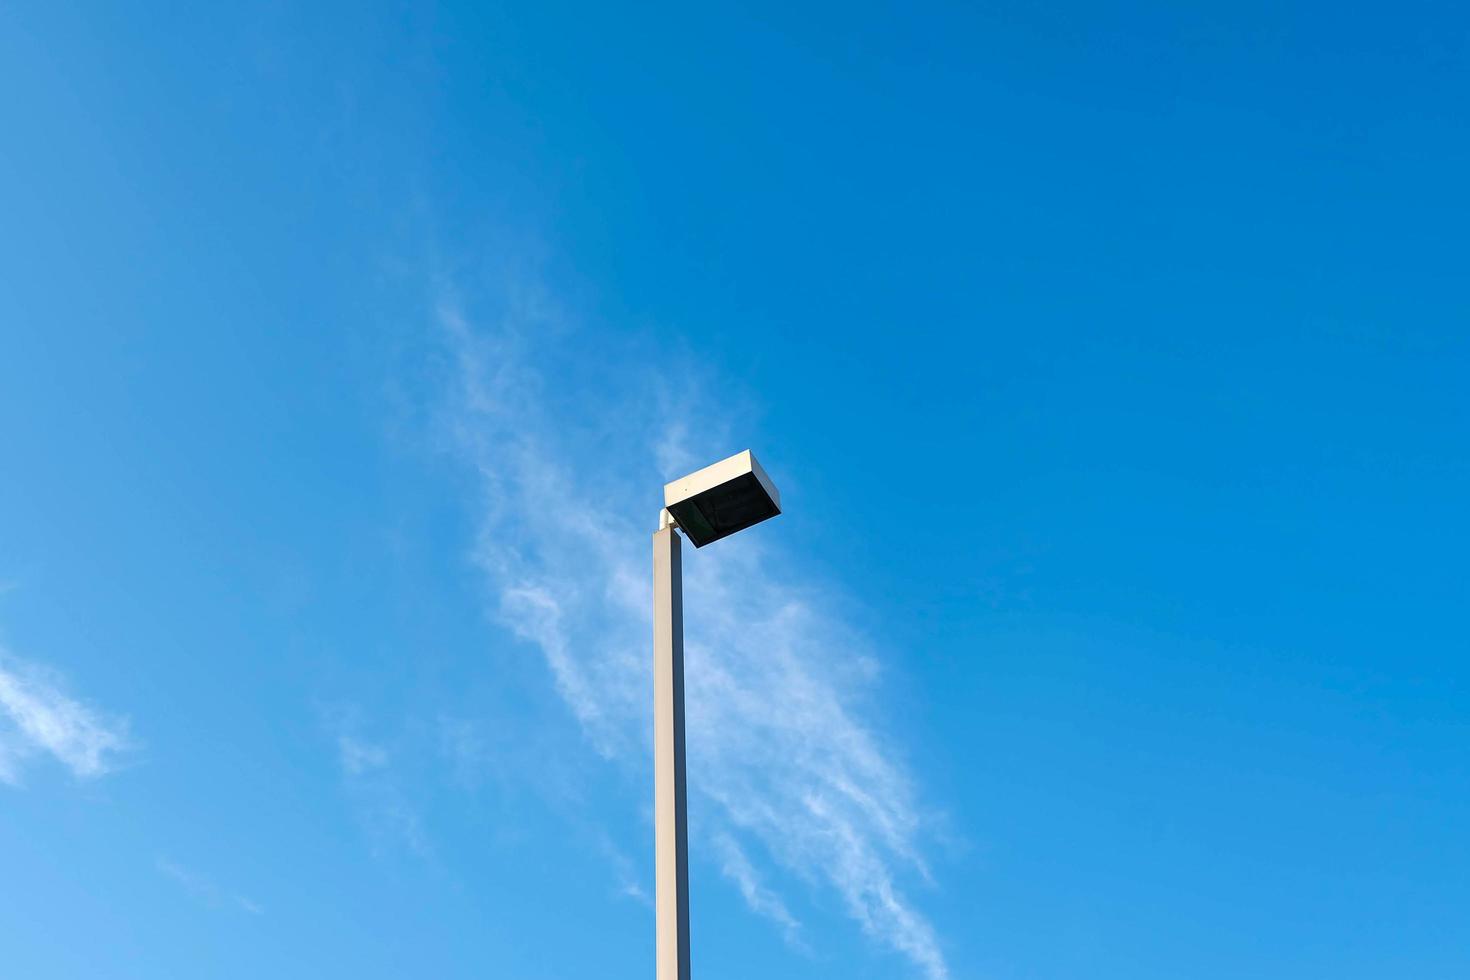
[663,450,781,548]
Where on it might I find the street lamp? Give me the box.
[653,450,781,980]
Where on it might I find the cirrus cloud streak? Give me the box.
[438,286,948,978]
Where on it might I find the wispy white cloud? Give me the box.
[0,647,132,786]
[157,857,263,915]
[438,285,948,978]
[713,831,803,948]
[594,830,654,908]
[338,733,390,776]
[325,710,429,856]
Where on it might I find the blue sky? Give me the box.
[2,2,1467,978]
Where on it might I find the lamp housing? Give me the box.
[663,450,781,548]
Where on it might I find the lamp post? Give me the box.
[653,450,782,980]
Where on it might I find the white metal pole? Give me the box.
[653,524,691,980]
